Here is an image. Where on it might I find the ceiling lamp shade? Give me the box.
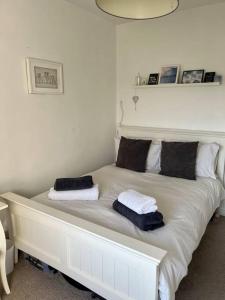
[95,0,179,20]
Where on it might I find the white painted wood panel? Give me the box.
[2,192,166,300]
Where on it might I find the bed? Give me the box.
[1,126,225,300]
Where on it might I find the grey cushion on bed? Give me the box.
[160,141,199,180]
[116,136,151,172]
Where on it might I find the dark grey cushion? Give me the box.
[116,136,151,172]
[160,141,199,180]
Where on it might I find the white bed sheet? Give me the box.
[32,165,225,300]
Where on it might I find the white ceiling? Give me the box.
[66,0,225,24]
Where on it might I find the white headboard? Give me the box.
[118,125,225,187]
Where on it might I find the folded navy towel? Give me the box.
[54,176,93,191]
[113,200,164,231]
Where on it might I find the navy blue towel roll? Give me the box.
[113,200,164,231]
[54,176,93,191]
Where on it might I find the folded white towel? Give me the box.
[48,184,99,201]
[118,189,157,214]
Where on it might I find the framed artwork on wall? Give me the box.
[181,69,204,84]
[26,57,64,94]
[159,65,180,84]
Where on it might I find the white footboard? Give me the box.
[1,192,167,300]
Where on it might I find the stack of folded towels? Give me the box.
[48,175,99,201]
[113,190,164,231]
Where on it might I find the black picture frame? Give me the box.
[182,69,205,84]
[204,72,216,83]
[148,73,159,85]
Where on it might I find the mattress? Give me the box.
[32,165,225,300]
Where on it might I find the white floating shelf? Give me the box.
[134,82,221,88]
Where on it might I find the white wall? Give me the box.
[117,3,225,131]
[0,0,116,197]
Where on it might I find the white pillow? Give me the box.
[196,143,219,179]
[146,143,161,173]
[114,137,161,173]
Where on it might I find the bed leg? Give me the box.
[14,247,18,264]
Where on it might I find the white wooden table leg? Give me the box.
[0,220,10,295]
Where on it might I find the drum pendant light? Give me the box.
[95,0,179,20]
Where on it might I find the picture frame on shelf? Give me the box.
[26,57,64,94]
[159,65,180,84]
[148,73,159,85]
[204,72,216,83]
[182,69,204,84]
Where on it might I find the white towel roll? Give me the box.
[118,189,157,214]
[48,184,99,201]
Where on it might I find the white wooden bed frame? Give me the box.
[1,126,225,300]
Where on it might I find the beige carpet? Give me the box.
[176,215,225,300]
[2,260,93,300]
[1,216,225,300]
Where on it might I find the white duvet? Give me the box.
[32,165,225,300]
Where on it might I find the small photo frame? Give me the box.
[26,57,64,94]
[182,69,204,84]
[159,65,180,84]
[148,73,159,85]
[204,72,216,83]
